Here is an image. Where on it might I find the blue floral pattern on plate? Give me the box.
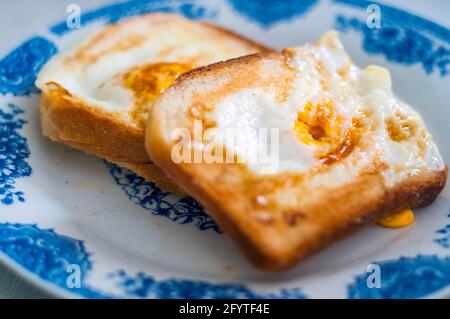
[50,0,215,36]
[108,270,306,299]
[334,0,450,76]
[0,37,57,96]
[0,223,306,299]
[0,104,31,205]
[347,255,450,298]
[227,0,318,27]
[0,223,108,298]
[434,211,450,249]
[106,163,221,233]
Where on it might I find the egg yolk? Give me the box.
[293,100,342,147]
[294,100,362,164]
[378,209,415,228]
[124,62,192,104]
[124,62,192,127]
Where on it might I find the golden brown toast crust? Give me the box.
[40,82,186,194]
[146,52,448,270]
[38,15,273,193]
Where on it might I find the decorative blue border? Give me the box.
[0,223,109,298]
[334,0,450,76]
[0,37,57,96]
[0,223,306,299]
[50,0,216,36]
[108,270,306,299]
[0,104,31,205]
[333,0,450,43]
[106,163,221,233]
[434,211,450,249]
[347,255,450,298]
[227,0,318,28]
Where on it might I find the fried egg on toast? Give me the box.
[36,13,271,192]
[146,31,447,270]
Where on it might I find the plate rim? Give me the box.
[0,0,449,299]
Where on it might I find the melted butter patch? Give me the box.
[124,62,192,127]
[378,209,415,228]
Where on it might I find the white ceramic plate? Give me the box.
[0,0,449,298]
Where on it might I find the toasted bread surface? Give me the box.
[146,34,448,270]
[37,13,272,193]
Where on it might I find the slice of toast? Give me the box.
[146,31,448,270]
[36,13,272,193]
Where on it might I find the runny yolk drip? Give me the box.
[124,62,192,127]
[378,209,415,228]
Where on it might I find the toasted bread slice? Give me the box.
[36,13,272,193]
[146,31,447,270]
